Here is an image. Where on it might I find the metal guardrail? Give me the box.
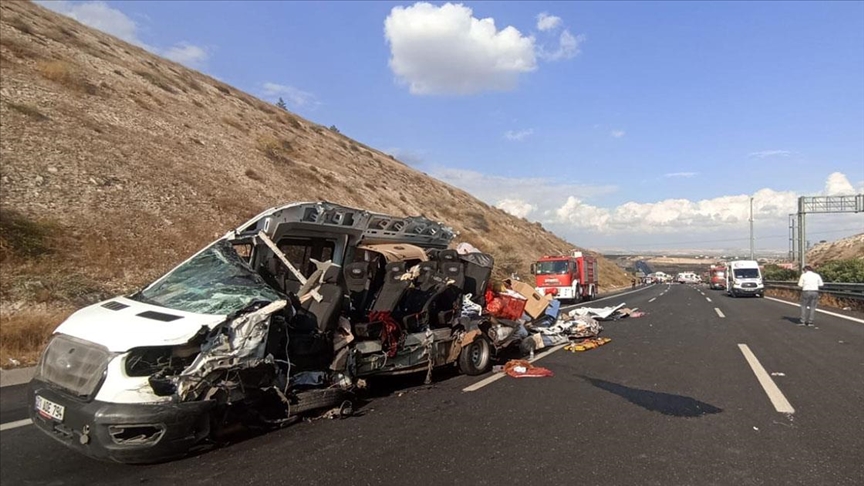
[764,281,864,300]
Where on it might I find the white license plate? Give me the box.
[35,395,65,422]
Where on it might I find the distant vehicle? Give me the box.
[531,250,598,302]
[676,272,699,284]
[726,260,764,297]
[709,264,727,290]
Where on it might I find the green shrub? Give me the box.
[817,259,864,283]
[762,264,799,281]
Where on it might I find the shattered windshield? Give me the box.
[536,261,569,275]
[132,239,282,315]
[734,268,760,279]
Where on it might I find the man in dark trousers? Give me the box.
[797,265,824,327]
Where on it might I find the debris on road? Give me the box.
[564,337,612,352]
[503,359,554,378]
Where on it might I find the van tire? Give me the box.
[458,336,491,376]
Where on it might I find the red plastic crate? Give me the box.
[488,294,527,320]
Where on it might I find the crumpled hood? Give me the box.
[54,297,225,352]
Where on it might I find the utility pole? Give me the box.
[749,197,754,260]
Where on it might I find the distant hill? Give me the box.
[807,233,864,266]
[0,1,631,363]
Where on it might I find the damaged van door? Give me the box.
[28,202,495,463]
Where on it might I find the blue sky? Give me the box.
[41,1,864,252]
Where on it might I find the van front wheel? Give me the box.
[458,337,491,376]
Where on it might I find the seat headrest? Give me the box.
[437,249,459,262]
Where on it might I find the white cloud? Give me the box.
[664,172,698,178]
[610,130,625,138]
[504,129,534,141]
[262,82,319,108]
[536,13,562,32]
[497,198,537,218]
[824,172,857,196]
[163,42,210,69]
[537,29,584,62]
[37,1,210,69]
[433,167,618,220]
[748,150,792,158]
[437,166,861,249]
[384,3,537,95]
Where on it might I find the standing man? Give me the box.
[797,265,824,327]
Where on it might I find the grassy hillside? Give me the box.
[806,233,864,266]
[0,1,631,366]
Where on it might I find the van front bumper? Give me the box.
[28,379,214,463]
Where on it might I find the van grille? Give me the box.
[742,283,757,288]
[37,334,113,399]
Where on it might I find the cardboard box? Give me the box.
[508,281,553,319]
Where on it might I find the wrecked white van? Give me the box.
[28,202,496,463]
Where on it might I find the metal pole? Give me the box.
[749,197,754,260]
[797,197,806,272]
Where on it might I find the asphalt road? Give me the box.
[2,283,862,485]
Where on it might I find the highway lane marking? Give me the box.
[463,344,566,392]
[706,297,712,302]
[0,418,32,432]
[559,284,653,312]
[738,344,795,414]
[764,297,864,324]
[714,308,725,318]
[648,297,656,303]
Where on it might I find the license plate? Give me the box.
[35,395,65,422]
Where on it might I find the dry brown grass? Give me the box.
[245,168,263,181]
[1,37,42,60]
[0,310,73,367]
[222,116,248,133]
[5,102,49,121]
[257,135,294,163]
[132,69,177,94]
[36,60,98,95]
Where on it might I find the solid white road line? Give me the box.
[648,297,656,303]
[559,284,654,312]
[714,308,725,318]
[706,297,712,302]
[738,344,795,414]
[463,344,566,392]
[764,297,864,324]
[0,419,32,432]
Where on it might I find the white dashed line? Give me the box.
[0,419,32,432]
[649,297,656,303]
[738,344,795,414]
[715,308,725,318]
[706,297,712,302]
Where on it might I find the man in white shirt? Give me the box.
[797,265,824,327]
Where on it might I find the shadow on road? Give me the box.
[579,376,723,417]
[781,316,802,326]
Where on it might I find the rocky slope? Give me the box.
[806,233,864,266]
[0,1,631,365]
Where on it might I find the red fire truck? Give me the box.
[530,250,598,302]
[709,264,727,290]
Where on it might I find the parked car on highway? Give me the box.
[28,202,500,463]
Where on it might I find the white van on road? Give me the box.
[725,260,764,298]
